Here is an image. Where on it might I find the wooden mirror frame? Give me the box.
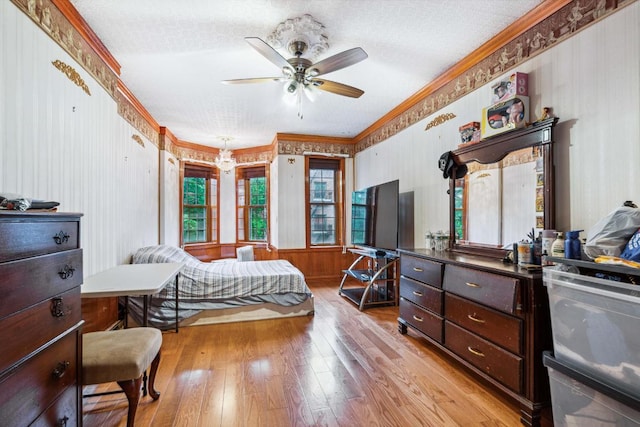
[448,117,558,258]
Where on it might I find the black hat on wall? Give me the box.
[438,151,468,179]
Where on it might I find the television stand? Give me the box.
[339,248,398,310]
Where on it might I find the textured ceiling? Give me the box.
[69,0,542,149]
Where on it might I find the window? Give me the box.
[182,164,218,244]
[237,166,268,242]
[307,157,343,246]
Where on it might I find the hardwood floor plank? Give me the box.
[82,282,526,427]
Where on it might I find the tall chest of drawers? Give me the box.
[0,212,83,426]
[397,249,552,427]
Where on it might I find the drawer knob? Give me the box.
[412,315,423,322]
[53,231,70,245]
[412,267,423,272]
[56,416,69,427]
[465,282,480,288]
[412,291,423,297]
[52,361,70,379]
[50,297,67,317]
[58,265,75,279]
[467,346,485,357]
[467,314,485,324]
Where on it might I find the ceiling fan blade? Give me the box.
[312,79,364,98]
[308,47,368,76]
[245,37,293,72]
[222,77,285,84]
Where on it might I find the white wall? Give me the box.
[355,3,640,244]
[218,169,236,244]
[276,154,306,249]
[159,151,180,246]
[1,2,160,275]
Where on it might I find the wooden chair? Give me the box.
[82,327,162,427]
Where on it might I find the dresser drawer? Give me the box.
[400,276,443,314]
[0,249,83,320]
[445,293,522,355]
[445,321,523,393]
[0,328,80,426]
[443,265,519,314]
[30,383,79,427]
[400,255,444,288]
[0,219,80,263]
[399,298,443,343]
[0,288,81,374]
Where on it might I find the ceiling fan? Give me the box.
[222,37,368,100]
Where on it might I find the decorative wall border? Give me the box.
[11,0,636,158]
[355,0,636,152]
[276,134,355,157]
[11,0,118,98]
[12,0,160,150]
[117,91,158,144]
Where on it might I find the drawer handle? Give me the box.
[51,297,66,317]
[56,416,69,427]
[58,265,75,279]
[412,291,423,297]
[412,315,423,322]
[465,282,480,288]
[53,231,70,245]
[467,346,485,357]
[412,267,424,272]
[52,361,70,379]
[467,314,485,324]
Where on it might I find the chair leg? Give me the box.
[117,377,141,427]
[148,350,161,400]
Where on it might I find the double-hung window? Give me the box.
[182,164,218,244]
[306,157,343,246]
[237,166,268,242]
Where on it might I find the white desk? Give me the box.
[82,263,184,332]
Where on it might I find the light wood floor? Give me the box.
[82,283,523,427]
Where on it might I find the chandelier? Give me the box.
[214,137,236,173]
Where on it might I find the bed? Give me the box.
[126,245,314,328]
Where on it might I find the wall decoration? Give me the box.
[424,113,456,131]
[51,60,90,95]
[536,187,544,212]
[131,134,145,147]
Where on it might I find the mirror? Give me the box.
[449,117,557,258]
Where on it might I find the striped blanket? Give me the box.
[131,245,311,301]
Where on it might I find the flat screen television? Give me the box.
[351,179,399,252]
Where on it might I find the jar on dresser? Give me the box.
[0,212,84,426]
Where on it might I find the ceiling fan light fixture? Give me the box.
[284,80,299,94]
[214,137,236,173]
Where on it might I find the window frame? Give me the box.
[180,162,219,246]
[235,165,269,243]
[305,156,345,248]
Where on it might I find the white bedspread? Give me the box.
[131,245,311,301]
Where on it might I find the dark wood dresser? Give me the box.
[0,212,83,426]
[397,249,552,427]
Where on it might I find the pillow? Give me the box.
[236,245,255,262]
